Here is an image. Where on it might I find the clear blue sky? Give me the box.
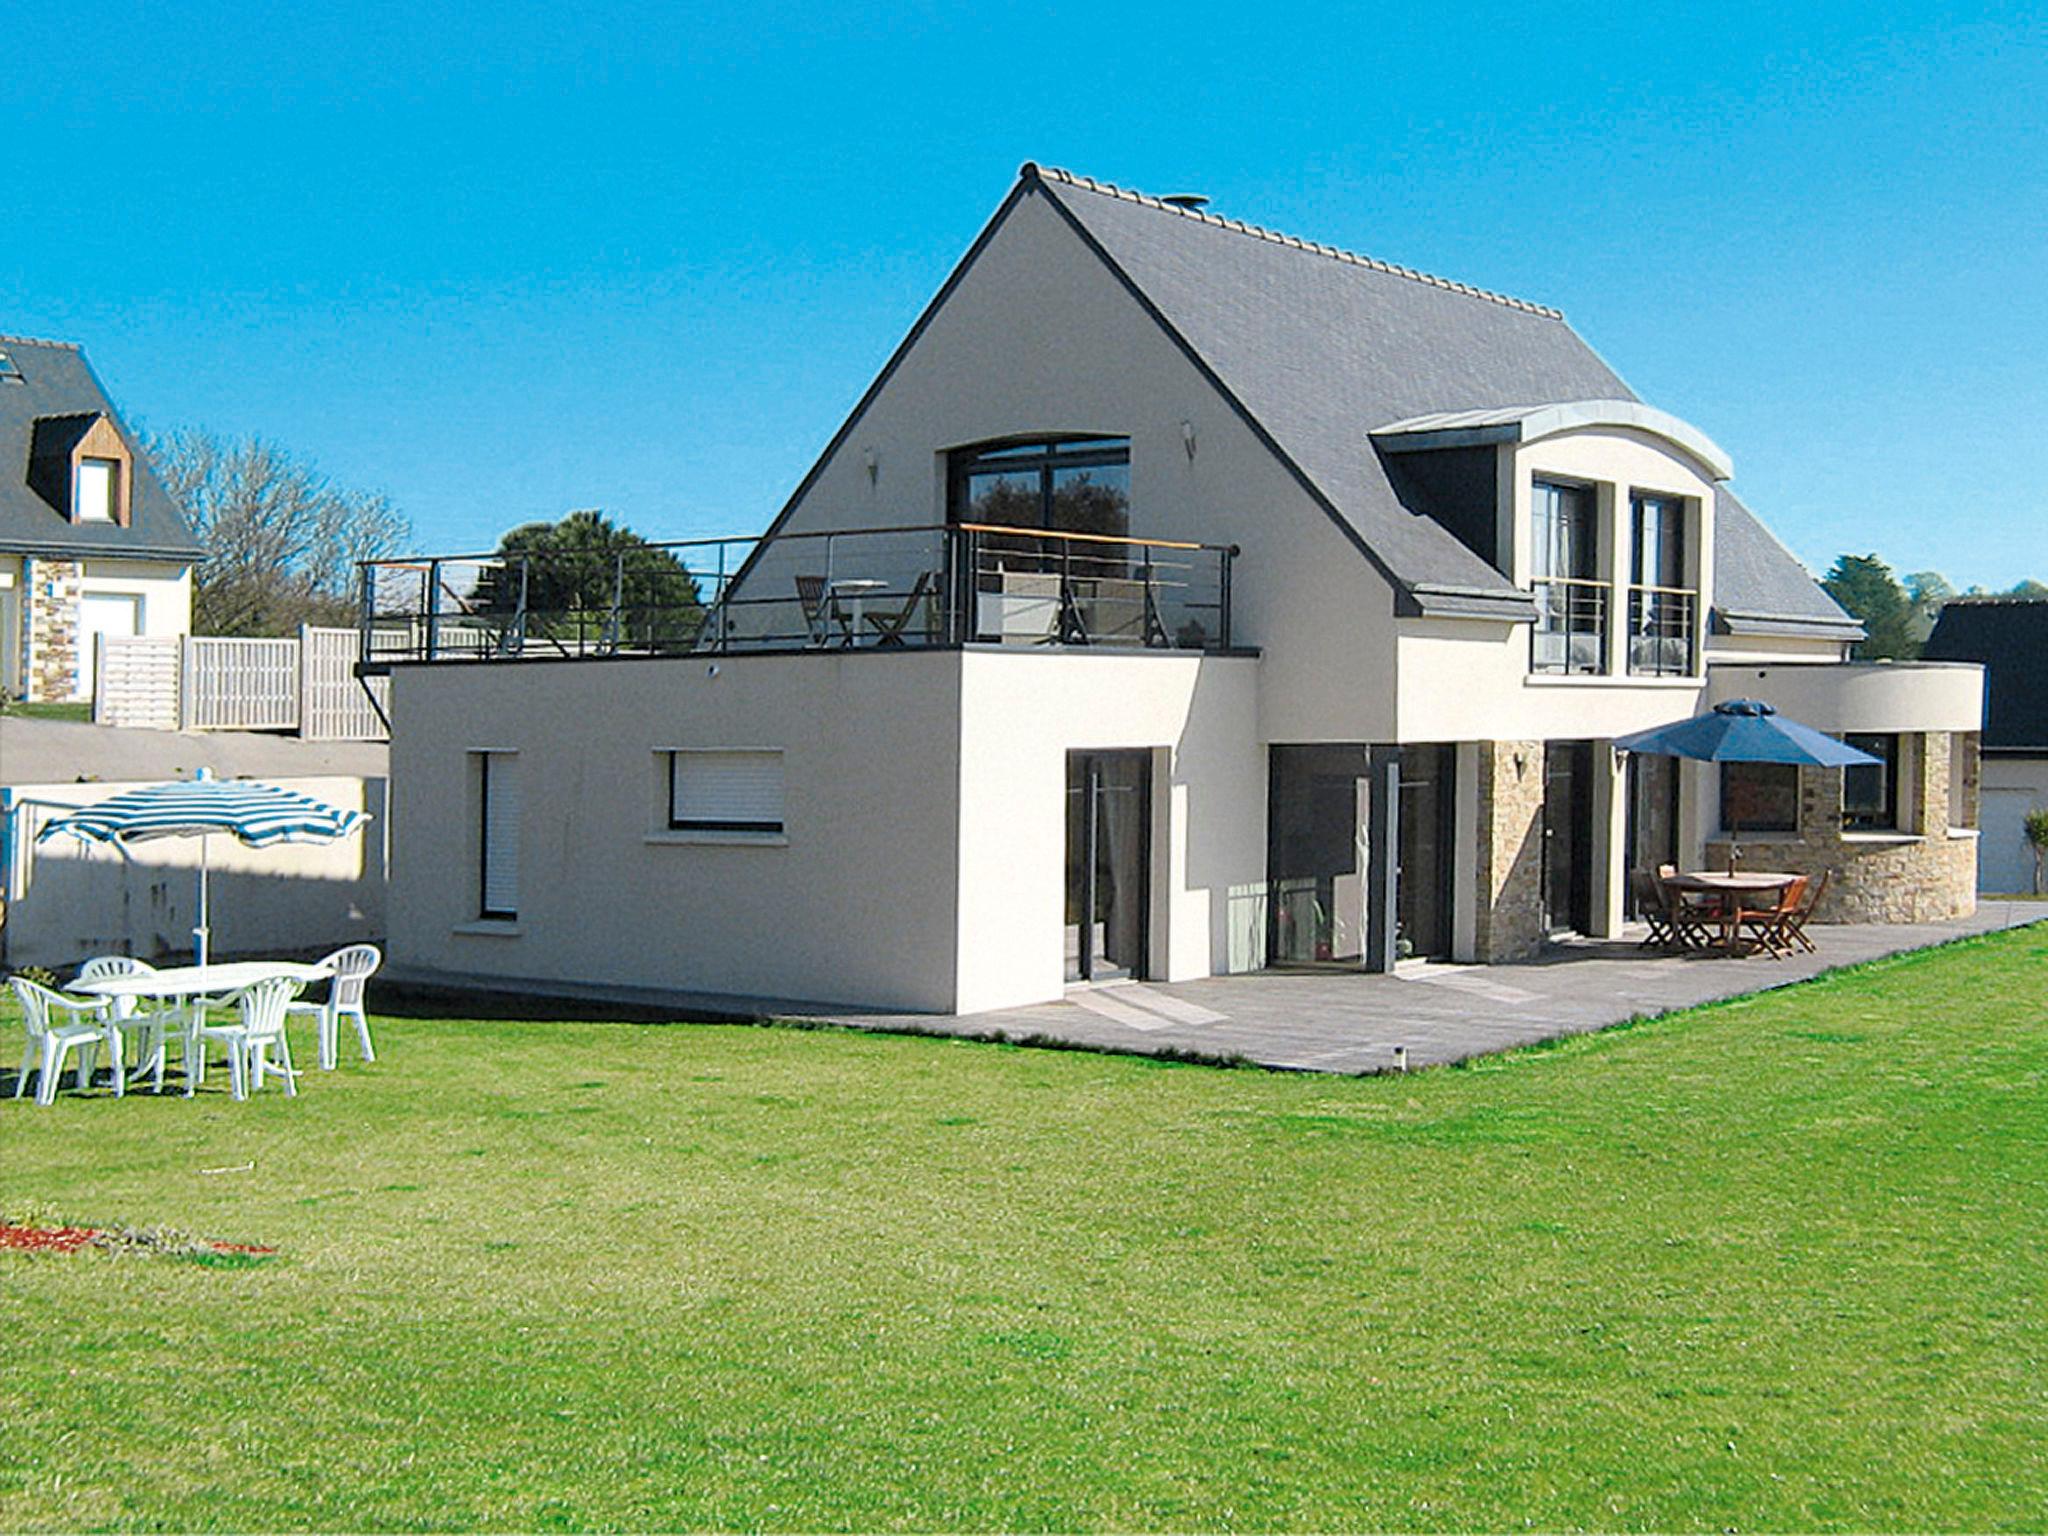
[4,1,2042,588]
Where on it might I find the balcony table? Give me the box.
[1662,871,1799,956]
[73,960,333,1089]
[824,579,887,647]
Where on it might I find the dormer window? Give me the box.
[27,412,134,527]
[76,457,118,522]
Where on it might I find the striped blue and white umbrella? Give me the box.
[36,768,369,963]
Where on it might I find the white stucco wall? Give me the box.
[387,653,967,1012]
[742,188,1401,745]
[1,774,384,968]
[953,649,1264,1013]
[65,558,192,700]
[1705,660,1983,733]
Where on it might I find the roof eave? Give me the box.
[1712,608,1865,640]
[1399,583,1539,622]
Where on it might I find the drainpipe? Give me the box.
[18,555,33,702]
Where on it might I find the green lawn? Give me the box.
[0,700,93,722]
[2,931,2044,1532]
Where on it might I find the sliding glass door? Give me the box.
[1065,751,1151,982]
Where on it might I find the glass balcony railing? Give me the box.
[357,523,1237,666]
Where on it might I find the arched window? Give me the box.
[947,437,1130,539]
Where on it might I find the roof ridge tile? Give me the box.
[0,333,81,350]
[1033,164,1565,320]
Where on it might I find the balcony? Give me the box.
[357,522,1237,667]
[1627,584,1697,676]
[1530,577,1609,675]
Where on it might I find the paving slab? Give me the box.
[804,902,2045,1075]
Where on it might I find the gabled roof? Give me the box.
[1924,598,2048,751]
[1024,165,1844,630]
[0,334,203,561]
[1709,488,1861,638]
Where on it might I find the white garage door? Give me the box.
[1979,785,2044,895]
[77,592,143,701]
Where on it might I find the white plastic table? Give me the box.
[74,960,332,1088]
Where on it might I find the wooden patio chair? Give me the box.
[1652,867,1718,951]
[794,574,849,648]
[1777,868,1829,953]
[1737,875,1808,959]
[1629,870,1678,949]
[862,571,936,647]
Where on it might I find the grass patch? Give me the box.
[0,928,2043,1529]
[0,700,92,722]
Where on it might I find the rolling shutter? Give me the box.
[670,750,784,832]
[479,752,520,917]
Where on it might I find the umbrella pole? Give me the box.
[195,833,210,966]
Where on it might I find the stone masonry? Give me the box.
[1474,739,1547,961]
[1704,729,1979,923]
[24,558,81,703]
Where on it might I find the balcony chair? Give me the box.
[9,977,120,1105]
[285,945,382,1069]
[863,571,936,647]
[189,976,300,1100]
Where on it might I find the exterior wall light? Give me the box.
[862,447,878,486]
[1180,420,1197,461]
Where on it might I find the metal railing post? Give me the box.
[425,559,443,662]
[1219,546,1236,650]
[356,563,374,666]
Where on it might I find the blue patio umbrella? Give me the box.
[1615,699,1877,871]
[35,768,369,963]
[1613,698,1879,767]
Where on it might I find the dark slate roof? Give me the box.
[1923,598,2048,751]
[1027,165,1843,630]
[0,335,203,561]
[1709,487,1861,637]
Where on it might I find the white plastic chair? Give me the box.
[76,955,171,1093]
[286,945,381,1070]
[190,976,299,1100]
[9,977,119,1105]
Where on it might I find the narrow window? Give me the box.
[1721,761,1800,834]
[1530,479,1602,674]
[75,458,118,523]
[669,749,785,834]
[1842,733,1900,831]
[1949,733,1978,830]
[478,751,520,918]
[1628,492,1693,675]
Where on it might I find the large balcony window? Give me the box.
[1627,492,1696,676]
[1530,479,1605,674]
[948,437,1131,540]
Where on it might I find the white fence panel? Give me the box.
[300,626,390,742]
[92,636,182,731]
[184,636,299,731]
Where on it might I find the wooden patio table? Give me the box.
[1662,870,1799,956]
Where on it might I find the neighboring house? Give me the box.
[367,164,1983,1014]
[0,335,203,702]
[1925,597,2048,892]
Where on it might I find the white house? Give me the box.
[0,335,202,702]
[369,165,1983,1014]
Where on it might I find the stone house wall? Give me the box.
[24,558,81,704]
[1474,738,1546,960]
[1704,729,1979,923]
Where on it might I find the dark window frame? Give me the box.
[1721,760,1801,835]
[666,749,785,835]
[946,436,1132,532]
[478,752,516,921]
[1842,732,1901,831]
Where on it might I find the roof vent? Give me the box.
[0,350,20,383]
[1160,193,1209,212]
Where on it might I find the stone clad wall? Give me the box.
[1704,729,1979,923]
[26,558,81,703]
[1474,739,1546,960]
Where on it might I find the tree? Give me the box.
[2008,578,2048,598]
[1903,570,1955,646]
[2027,809,2048,897]
[477,510,704,654]
[1823,554,1918,659]
[148,429,412,636]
